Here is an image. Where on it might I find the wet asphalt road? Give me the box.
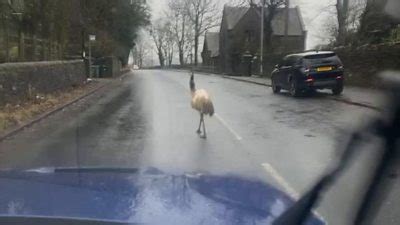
[0,70,394,225]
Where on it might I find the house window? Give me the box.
[245,30,253,43]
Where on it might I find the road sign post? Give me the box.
[88,35,96,77]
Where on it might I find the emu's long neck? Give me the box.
[190,74,196,94]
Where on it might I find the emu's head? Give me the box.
[190,73,195,92]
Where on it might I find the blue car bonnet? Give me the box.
[0,168,325,225]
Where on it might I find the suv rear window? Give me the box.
[302,53,342,66]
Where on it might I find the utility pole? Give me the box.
[79,0,85,59]
[89,38,92,77]
[260,0,265,76]
[284,0,289,36]
[284,0,289,52]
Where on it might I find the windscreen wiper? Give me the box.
[272,131,364,225]
[0,215,144,225]
[273,72,400,225]
[54,167,140,174]
[26,167,141,174]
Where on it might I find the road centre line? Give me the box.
[214,113,243,141]
[261,162,300,199]
[161,70,327,223]
[261,163,327,223]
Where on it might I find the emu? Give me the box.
[189,72,214,139]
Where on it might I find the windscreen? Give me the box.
[303,53,342,66]
[0,0,398,225]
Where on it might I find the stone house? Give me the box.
[219,4,307,75]
[201,32,220,69]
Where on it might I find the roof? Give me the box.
[223,5,306,36]
[288,51,336,57]
[269,7,306,36]
[204,32,220,57]
[223,6,249,30]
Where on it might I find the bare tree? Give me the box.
[137,45,146,68]
[317,0,366,46]
[166,0,193,66]
[261,0,286,51]
[184,0,219,66]
[347,0,367,29]
[358,0,395,44]
[162,21,175,66]
[344,0,368,44]
[133,37,151,68]
[149,19,166,67]
[336,0,350,45]
[234,0,286,50]
[184,28,195,64]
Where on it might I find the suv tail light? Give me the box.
[306,75,314,82]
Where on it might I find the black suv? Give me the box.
[271,51,344,97]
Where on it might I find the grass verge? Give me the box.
[0,81,99,133]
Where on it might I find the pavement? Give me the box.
[0,70,396,225]
[222,75,386,111]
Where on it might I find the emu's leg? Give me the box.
[196,113,203,134]
[200,115,207,139]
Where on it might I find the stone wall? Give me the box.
[0,60,86,106]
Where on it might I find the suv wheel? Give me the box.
[289,79,300,97]
[332,85,343,95]
[272,78,281,94]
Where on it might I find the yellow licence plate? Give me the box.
[317,66,333,72]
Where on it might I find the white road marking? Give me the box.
[261,163,300,199]
[261,163,327,224]
[214,113,243,141]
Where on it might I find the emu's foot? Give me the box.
[200,134,207,139]
[196,129,201,134]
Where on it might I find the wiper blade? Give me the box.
[274,71,400,225]
[25,167,140,174]
[54,167,140,174]
[0,215,144,225]
[273,131,363,225]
